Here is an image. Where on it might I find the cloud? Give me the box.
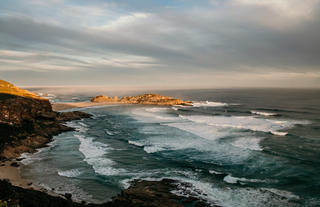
[0,0,319,87]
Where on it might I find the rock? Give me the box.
[28,182,32,186]
[64,193,72,200]
[107,179,214,207]
[91,95,118,103]
[15,158,24,161]
[91,94,192,106]
[10,162,19,167]
[0,80,92,159]
[56,111,92,122]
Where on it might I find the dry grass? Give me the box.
[0,80,45,100]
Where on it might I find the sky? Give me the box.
[0,0,320,89]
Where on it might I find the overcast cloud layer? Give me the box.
[0,0,320,88]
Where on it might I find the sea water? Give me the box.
[21,89,320,206]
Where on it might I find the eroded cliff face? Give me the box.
[0,81,91,160]
[91,94,192,106]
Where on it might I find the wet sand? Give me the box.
[0,160,64,197]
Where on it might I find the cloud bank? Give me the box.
[0,0,319,88]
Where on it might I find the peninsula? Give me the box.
[53,94,192,111]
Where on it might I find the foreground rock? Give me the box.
[108,179,214,207]
[0,81,91,159]
[0,179,214,207]
[91,94,192,106]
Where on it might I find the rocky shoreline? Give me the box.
[0,80,213,207]
[91,94,193,106]
[0,93,91,160]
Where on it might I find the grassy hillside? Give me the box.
[0,80,44,99]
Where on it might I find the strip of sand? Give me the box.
[52,101,122,111]
[0,160,65,198]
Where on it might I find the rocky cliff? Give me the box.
[0,81,91,159]
[91,94,192,106]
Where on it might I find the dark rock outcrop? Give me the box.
[0,179,215,207]
[0,92,91,159]
[107,179,213,207]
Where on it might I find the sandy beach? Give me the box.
[52,101,122,111]
[0,160,33,189]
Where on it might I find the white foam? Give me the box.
[20,153,42,165]
[166,122,231,141]
[251,111,277,116]
[223,174,276,184]
[262,188,300,200]
[209,170,224,175]
[143,145,166,153]
[66,122,88,133]
[179,115,308,136]
[128,140,144,147]
[58,169,82,178]
[75,134,125,176]
[192,101,228,107]
[105,129,115,136]
[231,137,263,151]
[20,139,58,165]
[145,107,168,113]
[132,108,178,121]
[270,131,288,136]
[172,107,179,111]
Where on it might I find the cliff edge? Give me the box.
[0,80,91,159]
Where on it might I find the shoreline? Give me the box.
[0,159,64,198]
[52,101,123,111]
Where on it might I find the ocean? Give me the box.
[21,89,320,206]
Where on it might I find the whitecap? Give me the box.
[75,134,126,176]
[143,145,166,153]
[128,140,144,147]
[58,169,81,178]
[209,170,224,175]
[231,137,263,151]
[223,174,274,184]
[270,131,288,136]
[131,108,178,121]
[104,129,115,136]
[145,107,168,113]
[251,111,277,116]
[192,101,228,107]
[179,115,308,135]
